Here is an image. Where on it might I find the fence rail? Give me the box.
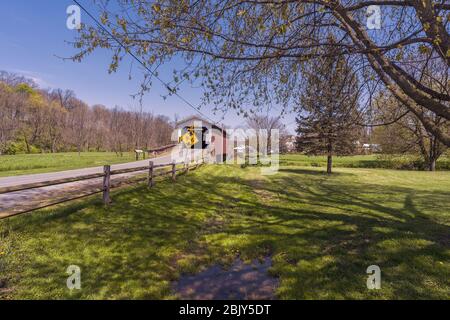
[147,144,177,156]
[0,172,106,194]
[0,159,203,219]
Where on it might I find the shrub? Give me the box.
[1,141,41,155]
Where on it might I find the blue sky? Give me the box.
[0,0,297,132]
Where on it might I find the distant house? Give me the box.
[175,115,228,162]
[356,141,381,154]
[283,135,297,153]
[365,143,381,153]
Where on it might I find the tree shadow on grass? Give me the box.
[2,173,225,299]
[278,168,354,177]
[216,171,450,299]
[158,167,449,299]
[1,165,449,299]
[172,167,449,299]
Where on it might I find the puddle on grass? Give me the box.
[174,257,278,300]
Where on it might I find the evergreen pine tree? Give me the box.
[296,45,360,174]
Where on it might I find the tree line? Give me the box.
[0,71,173,155]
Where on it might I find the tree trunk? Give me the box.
[327,154,332,174]
[429,158,436,171]
[51,138,57,153]
[327,140,333,174]
[427,135,439,172]
[327,133,333,174]
[23,134,30,154]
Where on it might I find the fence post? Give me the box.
[148,161,154,187]
[185,161,189,173]
[103,165,111,205]
[172,162,176,182]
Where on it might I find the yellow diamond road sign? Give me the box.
[181,131,198,146]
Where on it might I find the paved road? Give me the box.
[0,153,174,189]
[0,147,194,218]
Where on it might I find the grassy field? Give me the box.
[0,152,136,177]
[280,154,450,170]
[0,163,449,299]
[1,153,448,178]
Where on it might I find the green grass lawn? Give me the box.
[0,152,136,177]
[281,154,379,166]
[1,153,447,178]
[280,153,450,170]
[1,164,449,299]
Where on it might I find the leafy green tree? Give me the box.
[372,91,448,171]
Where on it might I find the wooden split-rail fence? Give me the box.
[0,159,203,219]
